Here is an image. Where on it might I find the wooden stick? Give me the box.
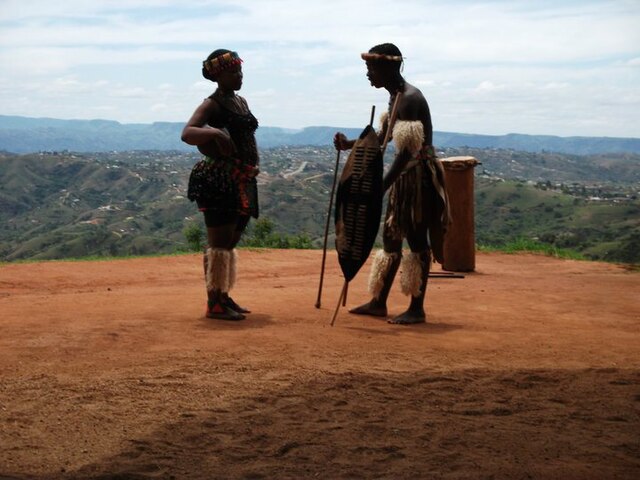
[342,282,348,306]
[315,148,342,308]
[381,91,403,157]
[429,273,465,279]
[330,281,349,326]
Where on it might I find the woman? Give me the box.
[182,49,260,321]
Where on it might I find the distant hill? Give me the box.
[1,148,638,263]
[1,115,639,155]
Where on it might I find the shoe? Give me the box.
[224,296,251,314]
[206,301,245,321]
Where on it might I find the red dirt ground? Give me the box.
[0,250,639,479]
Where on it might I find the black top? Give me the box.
[208,95,259,168]
[186,95,260,218]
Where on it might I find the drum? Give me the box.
[440,156,480,272]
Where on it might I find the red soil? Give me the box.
[0,250,638,479]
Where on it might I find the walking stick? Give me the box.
[331,281,349,326]
[315,147,342,308]
[381,91,402,157]
[342,282,348,306]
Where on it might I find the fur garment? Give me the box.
[205,247,231,292]
[368,249,400,299]
[400,251,423,297]
[228,249,238,291]
[392,120,424,156]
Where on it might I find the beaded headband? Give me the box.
[204,51,243,76]
[361,52,403,62]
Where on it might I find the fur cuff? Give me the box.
[392,120,424,156]
[378,111,389,133]
[368,250,399,299]
[400,252,423,297]
[228,249,238,291]
[205,248,231,292]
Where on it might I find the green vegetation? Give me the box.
[1,147,638,265]
[241,218,313,249]
[477,238,586,260]
[179,217,313,251]
[0,251,193,265]
[183,223,205,252]
[474,177,639,264]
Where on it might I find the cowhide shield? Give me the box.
[334,125,383,282]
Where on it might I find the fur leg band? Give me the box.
[205,248,231,293]
[228,249,238,292]
[400,251,423,297]
[368,250,400,299]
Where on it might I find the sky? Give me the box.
[0,0,639,138]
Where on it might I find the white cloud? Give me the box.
[0,0,639,137]
[474,81,506,93]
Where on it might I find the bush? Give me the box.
[500,237,585,260]
[241,217,314,249]
[183,223,204,252]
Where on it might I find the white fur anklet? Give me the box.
[368,250,399,299]
[400,251,423,297]
[228,249,238,292]
[205,248,231,292]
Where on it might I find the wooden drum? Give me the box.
[440,156,480,272]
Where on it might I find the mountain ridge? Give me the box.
[1,115,639,155]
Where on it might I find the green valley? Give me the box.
[0,146,638,264]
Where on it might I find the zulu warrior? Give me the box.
[334,43,449,324]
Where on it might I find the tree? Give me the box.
[252,217,275,243]
[183,223,204,252]
[242,217,314,249]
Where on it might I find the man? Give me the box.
[334,43,449,324]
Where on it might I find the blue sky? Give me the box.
[0,0,638,137]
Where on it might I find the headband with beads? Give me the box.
[204,51,243,76]
[361,52,403,62]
